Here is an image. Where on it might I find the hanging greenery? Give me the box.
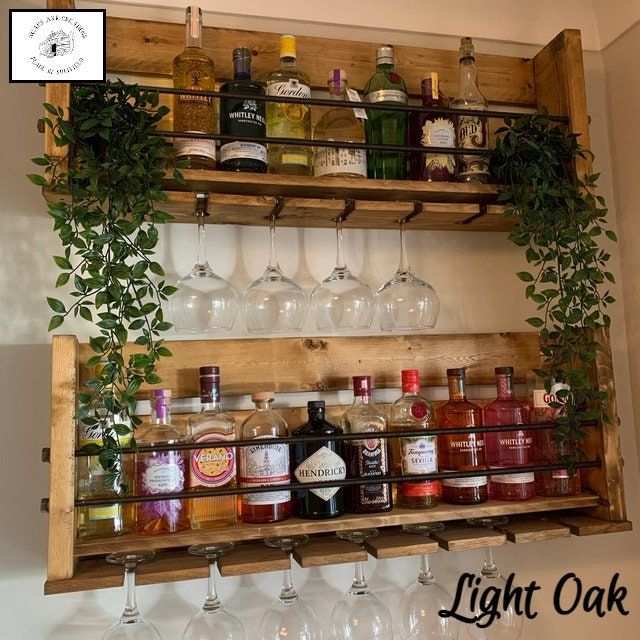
[489,112,616,457]
[28,81,181,488]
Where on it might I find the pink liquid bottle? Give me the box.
[483,367,536,501]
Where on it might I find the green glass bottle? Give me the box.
[364,45,408,180]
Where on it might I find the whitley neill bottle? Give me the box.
[437,368,488,504]
[342,376,392,513]
[292,401,347,519]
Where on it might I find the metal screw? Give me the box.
[40,498,50,514]
[37,118,45,134]
[41,447,51,463]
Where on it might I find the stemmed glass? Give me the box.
[101,551,162,640]
[377,222,439,331]
[170,210,238,332]
[182,542,247,640]
[400,523,459,640]
[244,219,308,333]
[311,220,376,331]
[330,529,393,640]
[463,517,523,640]
[258,535,321,640]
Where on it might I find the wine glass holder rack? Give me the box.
[40,1,631,595]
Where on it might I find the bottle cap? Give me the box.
[329,68,347,93]
[280,34,297,59]
[199,365,220,377]
[446,367,466,377]
[421,72,439,101]
[153,388,171,399]
[353,375,372,396]
[252,391,275,402]
[233,47,252,62]
[376,45,394,65]
[459,36,475,61]
[308,400,326,410]
[495,366,514,376]
[401,369,421,392]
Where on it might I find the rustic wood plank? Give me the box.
[72,496,599,558]
[106,17,535,107]
[498,518,571,543]
[218,544,289,576]
[432,525,506,551]
[553,514,632,536]
[77,333,541,399]
[47,335,78,581]
[293,538,366,567]
[364,528,439,559]
[47,0,75,7]
[43,83,70,180]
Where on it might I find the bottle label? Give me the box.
[221,141,267,163]
[174,136,216,161]
[137,452,187,523]
[87,505,120,521]
[457,114,488,176]
[351,437,390,506]
[79,416,131,477]
[281,152,309,166]
[403,481,441,497]
[267,80,311,99]
[239,438,291,505]
[490,471,535,484]
[346,87,368,119]
[421,118,456,175]
[533,383,570,409]
[190,434,236,488]
[367,89,408,104]
[442,474,488,488]
[314,148,367,177]
[552,469,570,479]
[410,402,429,420]
[294,445,347,501]
[400,436,437,474]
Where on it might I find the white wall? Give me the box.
[1,2,639,639]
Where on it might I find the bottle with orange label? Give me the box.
[187,366,238,528]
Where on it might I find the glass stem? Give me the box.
[195,213,208,267]
[418,554,434,585]
[482,547,499,578]
[397,222,410,274]
[335,220,346,270]
[268,218,280,271]
[352,561,367,590]
[120,564,140,622]
[203,557,223,612]
[279,558,298,603]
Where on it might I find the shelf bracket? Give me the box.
[194,192,210,218]
[334,198,356,223]
[459,203,488,226]
[265,196,285,222]
[398,201,423,225]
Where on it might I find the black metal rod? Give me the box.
[74,420,598,457]
[74,459,601,507]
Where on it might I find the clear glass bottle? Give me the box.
[76,363,133,539]
[188,366,237,529]
[408,72,455,182]
[172,5,217,169]
[389,369,440,509]
[219,47,267,173]
[364,45,408,180]
[450,37,489,183]
[313,69,367,179]
[135,390,191,534]
[266,35,312,175]
[239,391,293,524]
[483,367,536,501]
[342,376,393,513]
[292,400,347,519]
[437,368,488,504]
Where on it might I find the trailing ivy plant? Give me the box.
[489,113,616,459]
[28,81,181,489]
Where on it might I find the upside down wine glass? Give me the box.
[311,219,376,331]
[181,543,247,640]
[171,210,238,332]
[377,222,439,331]
[101,551,162,640]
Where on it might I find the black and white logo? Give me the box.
[10,9,106,82]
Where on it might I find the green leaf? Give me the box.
[47,297,66,313]
[55,272,70,288]
[516,271,534,282]
[606,229,618,242]
[31,157,50,167]
[79,306,93,322]
[526,317,545,328]
[53,255,72,270]
[48,315,64,331]
[27,173,48,187]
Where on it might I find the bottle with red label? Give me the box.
[389,369,440,508]
[483,367,536,501]
[135,389,191,534]
[342,375,393,513]
[437,368,488,504]
[238,391,293,524]
[187,366,237,529]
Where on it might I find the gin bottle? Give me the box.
[450,37,489,182]
[172,5,217,169]
[188,366,237,529]
[313,69,367,178]
[364,45,408,180]
[266,35,312,175]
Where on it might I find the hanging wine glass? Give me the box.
[258,535,322,640]
[329,529,394,640]
[377,221,439,331]
[400,523,460,640]
[170,210,238,332]
[101,551,162,640]
[244,218,308,333]
[181,542,247,640]
[311,219,376,331]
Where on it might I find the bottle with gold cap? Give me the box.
[266,35,312,175]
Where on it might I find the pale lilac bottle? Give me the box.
[483,367,536,501]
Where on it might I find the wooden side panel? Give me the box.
[106,17,535,107]
[47,335,78,581]
[43,84,71,180]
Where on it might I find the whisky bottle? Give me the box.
[188,366,237,528]
[313,69,367,178]
[342,376,393,513]
[292,401,347,519]
[451,37,489,182]
[135,390,191,534]
[364,45,408,180]
[219,47,267,173]
[266,35,312,175]
[437,368,488,504]
[389,369,440,509]
[172,5,217,169]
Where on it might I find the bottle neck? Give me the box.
[496,375,515,400]
[152,402,172,424]
[402,387,420,396]
[459,57,478,91]
[185,11,203,49]
[377,62,393,72]
[280,56,297,68]
[308,410,326,422]
[254,400,273,411]
[200,380,222,411]
[234,59,251,80]
[447,376,467,401]
[353,394,373,406]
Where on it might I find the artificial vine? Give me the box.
[489,113,616,456]
[28,81,180,488]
